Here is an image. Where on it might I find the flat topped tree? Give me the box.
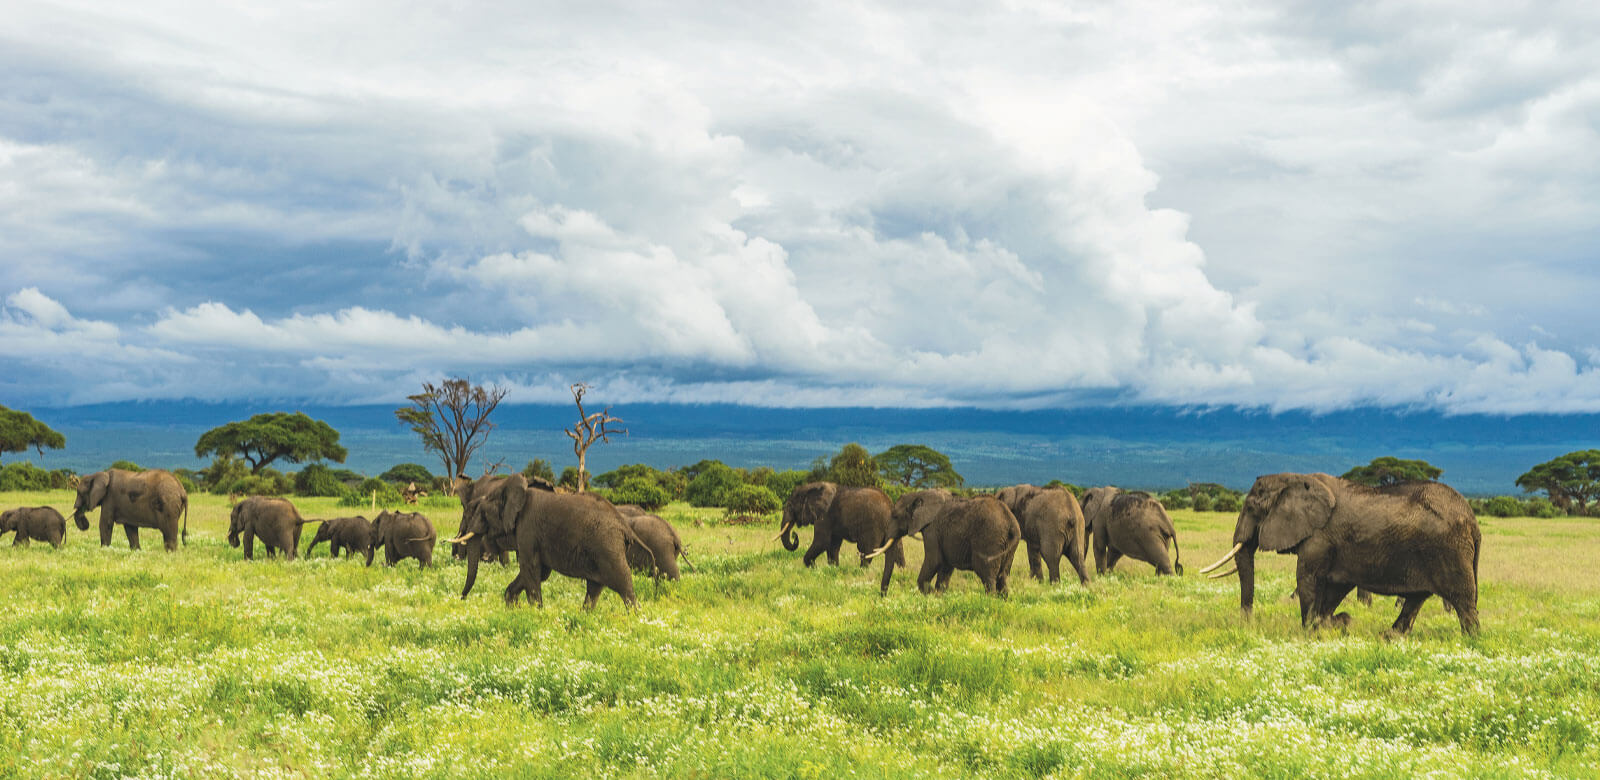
[0,406,65,463]
[1341,457,1443,487]
[194,412,348,474]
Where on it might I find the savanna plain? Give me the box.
[0,489,1596,779]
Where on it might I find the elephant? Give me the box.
[1080,487,1182,576]
[868,490,1020,596]
[775,481,905,594]
[73,468,188,551]
[305,515,374,562]
[371,510,436,568]
[228,496,320,560]
[451,474,653,609]
[451,474,514,559]
[0,507,67,548]
[1200,473,1481,637]
[616,506,694,580]
[996,484,1092,585]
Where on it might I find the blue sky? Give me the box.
[2,1,1598,412]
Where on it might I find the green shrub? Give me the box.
[610,477,670,511]
[1191,493,1215,512]
[203,455,251,494]
[1483,496,1523,517]
[47,468,76,490]
[1214,492,1242,512]
[110,459,145,472]
[338,478,404,508]
[1045,480,1085,499]
[229,475,284,497]
[724,483,780,517]
[522,459,556,484]
[1159,490,1192,510]
[686,463,744,507]
[0,462,52,491]
[1523,497,1561,518]
[260,467,294,496]
[379,463,434,485]
[294,463,348,497]
[766,469,812,504]
[174,474,199,493]
[420,494,459,509]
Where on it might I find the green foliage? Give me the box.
[609,477,670,511]
[743,465,775,486]
[202,455,251,495]
[679,459,727,483]
[378,463,435,485]
[1342,456,1443,487]
[1516,450,1600,515]
[328,468,364,484]
[47,468,76,490]
[593,463,684,500]
[1179,482,1244,513]
[0,461,52,491]
[337,478,404,508]
[194,411,348,474]
[173,474,199,493]
[558,467,583,491]
[1191,492,1214,512]
[293,463,349,497]
[0,405,65,461]
[522,459,556,484]
[685,462,744,507]
[826,443,879,488]
[766,469,812,504]
[1483,496,1524,518]
[109,459,145,473]
[228,475,284,497]
[1159,489,1192,510]
[1524,497,1561,518]
[723,483,780,517]
[1045,480,1085,499]
[874,444,964,488]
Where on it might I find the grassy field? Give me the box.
[0,490,1595,779]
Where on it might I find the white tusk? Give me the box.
[447,531,476,544]
[863,539,895,560]
[1199,542,1244,574]
[1207,565,1238,579]
[771,523,793,542]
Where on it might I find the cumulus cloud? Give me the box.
[1,0,1598,412]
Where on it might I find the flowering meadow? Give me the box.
[0,490,1594,778]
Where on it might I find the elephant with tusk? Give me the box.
[776,482,903,594]
[370,510,436,568]
[872,490,1020,597]
[1201,473,1481,638]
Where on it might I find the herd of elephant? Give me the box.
[2,467,1483,638]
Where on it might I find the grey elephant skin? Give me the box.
[454,474,652,609]
[777,482,905,593]
[229,496,320,560]
[1081,487,1182,576]
[451,474,513,560]
[0,507,67,548]
[616,505,694,580]
[996,485,1092,586]
[1203,473,1481,637]
[305,516,374,562]
[73,468,188,551]
[371,510,436,568]
[874,490,1021,596]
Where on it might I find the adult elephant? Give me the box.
[370,510,436,568]
[1200,473,1481,637]
[868,490,1020,596]
[73,468,188,551]
[228,496,318,560]
[451,474,512,559]
[0,507,67,548]
[1080,487,1182,576]
[997,484,1091,586]
[451,474,653,609]
[617,505,693,580]
[775,482,904,593]
[305,516,373,561]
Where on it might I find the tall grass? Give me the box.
[0,490,1594,778]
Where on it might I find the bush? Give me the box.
[1159,490,1191,510]
[174,474,199,493]
[1214,492,1242,512]
[1191,493,1215,512]
[686,463,744,507]
[1045,480,1085,499]
[202,455,250,494]
[338,478,404,508]
[766,470,812,504]
[610,477,670,511]
[228,475,284,497]
[294,463,348,497]
[0,462,52,491]
[110,459,145,472]
[559,467,583,491]
[1483,496,1523,518]
[724,483,780,518]
[523,459,556,484]
[1524,497,1561,518]
[48,468,76,490]
[260,467,294,496]
[379,463,434,485]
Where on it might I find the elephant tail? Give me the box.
[181,495,189,546]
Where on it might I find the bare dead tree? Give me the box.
[564,383,625,493]
[481,457,508,477]
[394,378,508,494]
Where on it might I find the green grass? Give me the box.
[0,489,1596,778]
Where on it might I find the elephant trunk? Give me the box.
[780,525,799,551]
[1237,544,1257,616]
[461,536,484,599]
[73,509,89,532]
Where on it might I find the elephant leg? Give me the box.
[331,542,341,558]
[1092,530,1109,574]
[125,524,142,550]
[916,554,940,594]
[100,518,114,547]
[1316,582,1356,629]
[582,580,604,610]
[934,566,953,593]
[1065,532,1091,586]
[1103,548,1123,573]
[1384,594,1430,638]
[827,537,844,567]
[878,547,897,596]
[1043,536,1064,585]
[162,527,178,552]
[512,552,543,607]
[801,531,829,568]
[1024,540,1043,581]
[243,533,255,560]
[1357,588,1373,606]
[1294,560,1317,627]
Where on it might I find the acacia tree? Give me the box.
[194,412,347,474]
[564,383,625,493]
[1341,456,1443,487]
[0,406,65,463]
[826,443,878,488]
[1516,450,1600,515]
[394,378,507,491]
[874,444,963,488]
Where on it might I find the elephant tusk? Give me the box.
[1199,542,1244,574]
[771,523,793,543]
[408,536,432,542]
[447,532,476,544]
[863,539,895,560]
[1207,565,1238,579]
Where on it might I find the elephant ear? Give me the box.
[86,471,110,510]
[908,492,944,536]
[1257,476,1334,551]
[493,474,529,536]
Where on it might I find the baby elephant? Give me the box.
[371,510,435,568]
[616,505,694,580]
[0,507,67,548]
[305,516,374,563]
